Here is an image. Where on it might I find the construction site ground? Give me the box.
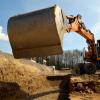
[0,52,100,100]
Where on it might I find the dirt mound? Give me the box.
[0,52,54,99]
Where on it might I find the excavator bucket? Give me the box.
[8,5,68,58]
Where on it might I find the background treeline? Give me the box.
[35,49,84,69]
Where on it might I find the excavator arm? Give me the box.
[65,15,97,61]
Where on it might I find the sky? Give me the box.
[0,0,100,53]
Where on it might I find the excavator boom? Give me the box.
[65,15,97,61]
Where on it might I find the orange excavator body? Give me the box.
[65,15,98,62]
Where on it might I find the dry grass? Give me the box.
[0,52,53,96]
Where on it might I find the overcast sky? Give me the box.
[0,0,100,53]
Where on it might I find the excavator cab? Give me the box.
[8,5,68,58]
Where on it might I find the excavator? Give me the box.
[8,5,100,74]
[65,14,100,74]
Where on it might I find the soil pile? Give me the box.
[0,52,53,99]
